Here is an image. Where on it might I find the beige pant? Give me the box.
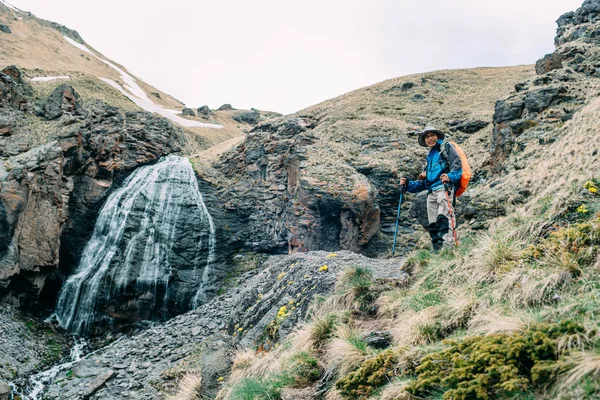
[427,188,456,249]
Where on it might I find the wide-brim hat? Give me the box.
[418,126,445,147]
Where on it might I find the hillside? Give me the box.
[0,0,280,152]
[2,0,600,399]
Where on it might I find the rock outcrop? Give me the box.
[489,1,600,166]
[215,116,380,255]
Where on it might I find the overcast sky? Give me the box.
[8,0,584,114]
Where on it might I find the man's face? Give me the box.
[424,132,439,147]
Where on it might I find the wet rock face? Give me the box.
[216,116,380,255]
[0,70,184,309]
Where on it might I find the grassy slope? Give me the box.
[296,66,534,182]
[216,178,600,400]
[209,51,600,400]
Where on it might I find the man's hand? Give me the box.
[418,171,426,180]
[400,177,409,187]
[440,173,450,183]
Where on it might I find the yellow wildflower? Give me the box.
[288,280,294,285]
[577,204,589,214]
[318,265,329,272]
[237,327,244,332]
[584,181,599,194]
[218,377,224,382]
[326,253,338,258]
[277,306,288,318]
[277,272,286,280]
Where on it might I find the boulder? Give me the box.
[0,381,10,400]
[363,331,393,349]
[536,52,564,74]
[494,98,524,123]
[448,119,489,134]
[218,103,233,111]
[524,86,565,113]
[0,66,33,110]
[182,107,195,116]
[232,109,260,125]
[39,84,81,120]
[197,105,210,114]
[0,24,11,34]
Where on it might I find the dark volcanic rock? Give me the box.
[232,109,260,124]
[364,331,393,349]
[448,119,489,133]
[218,103,233,111]
[216,116,380,254]
[197,105,210,115]
[0,23,11,34]
[38,84,82,120]
[524,86,566,113]
[494,98,524,123]
[0,66,33,110]
[182,107,195,116]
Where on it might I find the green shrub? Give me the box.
[407,321,586,400]
[336,350,398,399]
[230,375,293,400]
[288,352,322,387]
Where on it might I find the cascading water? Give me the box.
[10,338,88,400]
[55,155,216,335]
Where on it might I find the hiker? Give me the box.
[400,126,462,251]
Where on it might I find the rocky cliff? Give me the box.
[0,66,183,312]
[201,67,534,260]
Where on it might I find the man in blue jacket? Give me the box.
[400,126,462,251]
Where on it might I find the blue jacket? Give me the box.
[407,140,463,193]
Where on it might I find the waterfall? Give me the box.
[55,155,216,335]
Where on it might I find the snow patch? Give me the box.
[63,36,94,55]
[63,36,222,129]
[31,76,71,82]
[100,78,223,129]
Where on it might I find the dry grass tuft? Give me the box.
[391,308,439,347]
[468,309,528,335]
[558,351,600,390]
[324,324,369,375]
[166,373,202,400]
[377,378,414,400]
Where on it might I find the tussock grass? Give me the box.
[325,324,369,375]
[558,351,600,390]
[218,180,600,399]
[166,373,202,400]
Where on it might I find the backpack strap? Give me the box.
[439,141,451,174]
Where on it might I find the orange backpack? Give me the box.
[440,141,471,197]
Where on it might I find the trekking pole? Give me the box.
[444,183,459,246]
[391,184,406,257]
